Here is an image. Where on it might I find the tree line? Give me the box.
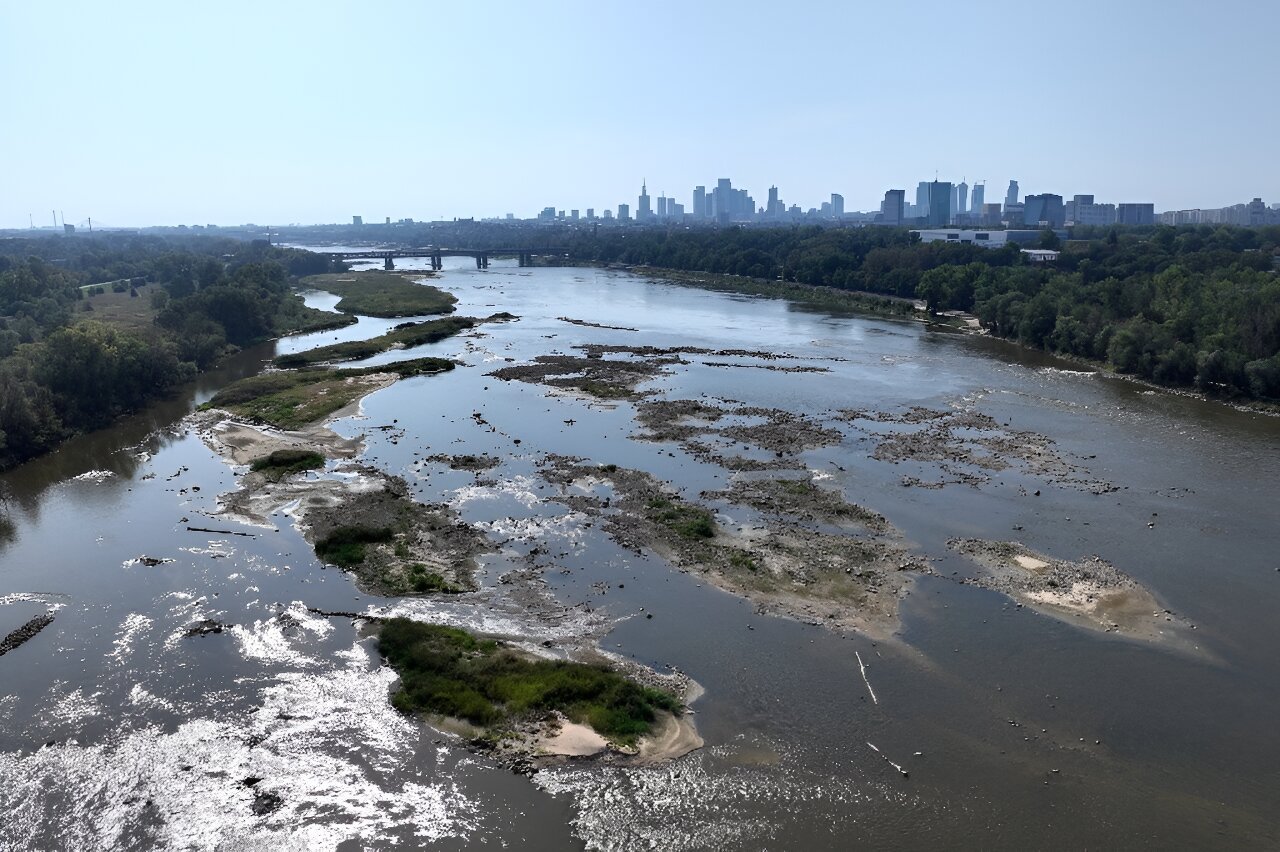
[0,235,338,471]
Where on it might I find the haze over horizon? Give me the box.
[3,0,1276,229]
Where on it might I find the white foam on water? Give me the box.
[47,686,102,728]
[180,543,236,559]
[0,592,66,612]
[162,594,215,651]
[108,613,154,664]
[70,469,116,482]
[1038,366,1096,377]
[478,511,587,542]
[373,598,604,643]
[282,601,334,639]
[0,640,480,850]
[449,474,544,509]
[229,618,319,669]
[128,683,176,713]
[536,746,925,852]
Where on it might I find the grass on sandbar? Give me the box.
[274,316,477,367]
[378,617,680,744]
[204,357,453,429]
[303,272,457,318]
[646,497,716,540]
[249,449,325,481]
[315,524,394,567]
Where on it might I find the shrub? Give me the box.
[249,449,324,480]
[315,525,393,566]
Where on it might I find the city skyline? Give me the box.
[16,172,1276,232]
[3,1,1279,228]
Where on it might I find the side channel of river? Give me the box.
[1,258,1278,850]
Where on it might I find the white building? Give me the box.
[911,228,1065,247]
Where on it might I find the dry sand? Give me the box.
[948,539,1200,650]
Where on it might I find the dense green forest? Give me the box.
[562,225,1280,402]
[0,234,341,470]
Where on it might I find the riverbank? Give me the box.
[630,266,920,320]
[627,264,1279,416]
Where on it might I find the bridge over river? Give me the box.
[326,248,569,270]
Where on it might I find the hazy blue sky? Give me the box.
[2,0,1276,227]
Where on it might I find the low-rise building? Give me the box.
[911,228,1066,247]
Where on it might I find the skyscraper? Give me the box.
[692,186,706,219]
[916,182,931,212]
[971,183,985,215]
[713,178,733,224]
[638,182,652,222]
[881,189,905,225]
[617,203,630,222]
[831,193,844,218]
[1005,180,1019,209]
[956,181,969,216]
[928,180,953,226]
[767,185,781,219]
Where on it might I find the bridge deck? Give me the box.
[327,248,567,258]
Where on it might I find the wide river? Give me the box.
[1,258,1278,850]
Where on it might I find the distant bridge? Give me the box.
[325,248,570,270]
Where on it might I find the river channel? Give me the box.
[1,258,1278,850]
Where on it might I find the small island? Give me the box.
[377,618,699,766]
[302,271,457,317]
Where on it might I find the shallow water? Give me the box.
[2,258,1278,849]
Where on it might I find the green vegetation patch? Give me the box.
[275,316,477,367]
[249,448,325,481]
[408,564,465,593]
[546,378,635,400]
[204,357,453,429]
[303,272,457,318]
[315,524,394,567]
[304,475,484,596]
[728,550,759,572]
[646,497,716,540]
[378,617,680,744]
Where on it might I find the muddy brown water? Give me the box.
[1,259,1278,850]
